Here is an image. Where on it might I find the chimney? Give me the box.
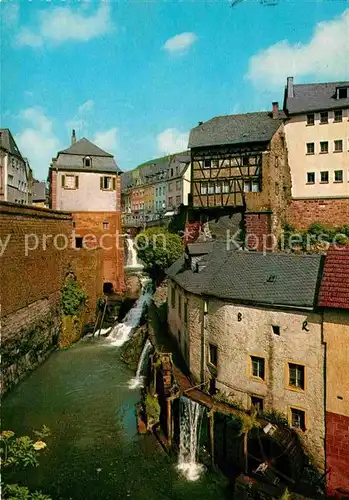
[198,121,203,126]
[272,101,279,119]
[71,129,76,145]
[287,76,294,98]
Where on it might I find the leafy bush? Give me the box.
[260,408,288,426]
[1,427,51,500]
[145,392,161,426]
[136,227,183,282]
[61,276,87,316]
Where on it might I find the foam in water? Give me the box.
[128,339,152,389]
[125,237,143,270]
[107,278,153,347]
[177,396,205,481]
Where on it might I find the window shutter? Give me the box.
[100,177,104,190]
[75,176,79,189]
[61,175,65,188]
[112,177,116,190]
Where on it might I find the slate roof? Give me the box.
[167,247,324,309]
[0,129,23,159]
[53,138,121,174]
[188,112,284,148]
[32,181,46,202]
[59,138,113,157]
[284,81,349,114]
[318,246,349,309]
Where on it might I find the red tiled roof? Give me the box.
[318,246,349,309]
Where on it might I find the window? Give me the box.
[244,180,260,193]
[288,363,305,390]
[337,87,348,99]
[306,143,315,155]
[251,356,265,380]
[103,221,109,230]
[176,180,181,190]
[222,181,229,194]
[334,109,343,122]
[215,182,221,194]
[334,140,343,152]
[184,302,188,325]
[171,286,176,308]
[100,176,115,190]
[176,195,180,205]
[272,325,280,335]
[212,159,219,168]
[307,172,315,184]
[334,170,343,182]
[200,183,207,195]
[209,344,218,367]
[320,171,329,183]
[306,113,315,126]
[75,237,83,248]
[251,396,264,411]
[243,157,249,166]
[320,111,328,124]
[178,330,181,345]
[156,188,158,195]
[290,408,306,431]
[208,182,214,194]
[170,168,174,177]
[178,293,182,317]
[168,182,172,192]
[168,197,173,206]
[320,141,328,154]
[63,174,79,189]
[204,159,211,168]
[84,156,91,167]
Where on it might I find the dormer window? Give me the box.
[336,87,348,99]
[84,156,91,167]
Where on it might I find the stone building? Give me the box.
[49,131,124,293]
[166,154,191,211]
[188,105,292,250]
[318,245,349,497]
[0,129,33,204]
[283,78,349,228]
[167,244,325,467]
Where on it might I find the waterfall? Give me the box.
[125,237,143,270]
[107,278,153,346]
[177,396,205,481]
[128,339,152,389]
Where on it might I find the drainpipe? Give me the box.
[201,299,208,385]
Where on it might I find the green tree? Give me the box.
[136,227,183,283]
[61,275,87,316]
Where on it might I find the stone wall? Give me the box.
[167,279,325,467]
[287,198,349,230]
[0,202,103,394]
[326,412,349,498]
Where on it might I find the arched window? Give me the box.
[84,156,91,167]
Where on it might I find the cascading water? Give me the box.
[125,237,143,270]
[177,396,205,481]
[106,278,153,346]
[128,339,152,389]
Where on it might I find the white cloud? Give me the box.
[163,32,198,54]
[1,2,20,28]
[78,100,95,114]
[93,128,118,154]
[16,107,61,181]
[246,9,349,88]
[157,128,189,155]
[16,2,113,48]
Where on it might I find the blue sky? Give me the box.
[1,0,348,180]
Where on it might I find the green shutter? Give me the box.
[61,175,65,188]
[75,176,79,189]
[100,177,104,190]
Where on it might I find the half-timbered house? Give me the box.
[188,103,292,248]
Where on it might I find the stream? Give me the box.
[2,337,230,499]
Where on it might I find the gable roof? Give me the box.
[0,129,23,159]
[59,138,114,157]
[188,112,284,149]
[318,246,349,309]
[167,247,323,310]
[284,81,349,114]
